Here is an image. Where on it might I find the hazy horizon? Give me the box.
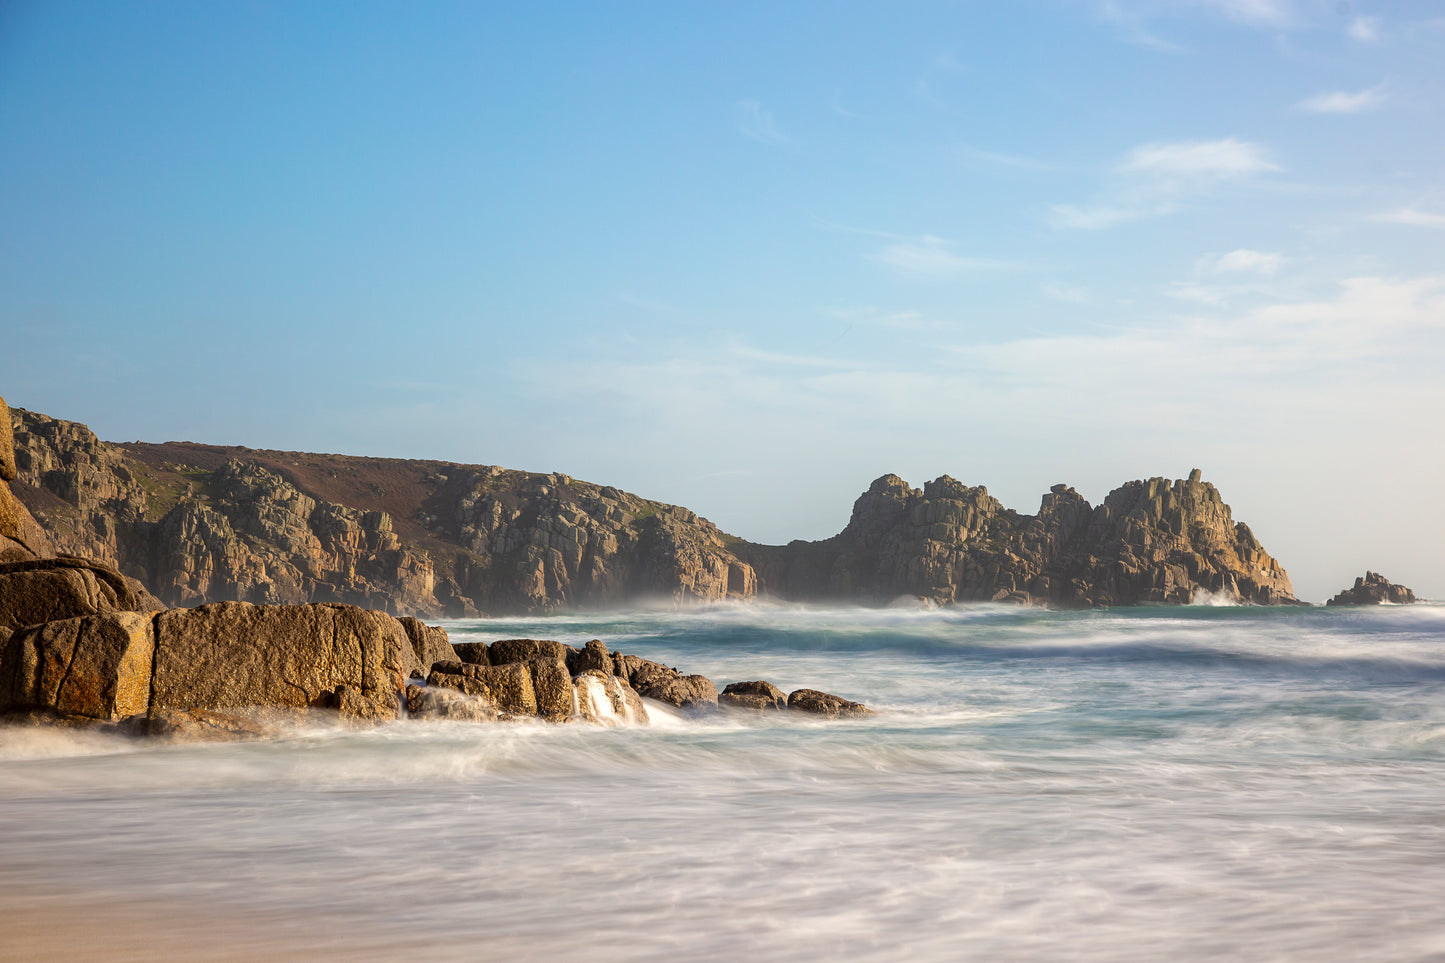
[4,1,1442,602]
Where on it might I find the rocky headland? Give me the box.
[11,402,1304,613]
[736,470,1298,608]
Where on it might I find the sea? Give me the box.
[3,600,1445,961]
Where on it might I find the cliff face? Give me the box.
[737,469,1296,607]
[9,407,756,617]
[10,404,1297,613]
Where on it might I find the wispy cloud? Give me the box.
[1348,16,1380,42]
[1210,249,1286,274]
[1051,138,1279,230]
[1049,203,1166,230]
[1096,1,1187,52]
[1166,281,1230,305]
[959,143,1057,172]
[1120,138,1278,178]
[736,100,788,145]
[1372,207,1445,227]
[1189,0,1293,27]
[868,236,1028,277]
[1298,83,1386,114]
[821,306,951,332]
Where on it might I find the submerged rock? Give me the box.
[405,684,499,723]
[572,669,648,726]
[133,708,280,742]
[1327,572,1418,606]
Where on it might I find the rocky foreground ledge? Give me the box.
[0,561,869,740]
[0,598,869,740]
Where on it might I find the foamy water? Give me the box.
[4,602,1445,960]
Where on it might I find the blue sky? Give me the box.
[3,0,1443,600]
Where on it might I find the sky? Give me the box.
[2,0,1443,602]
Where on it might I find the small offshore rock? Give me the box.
[787,688,874,719]
[1327,571,1418,606]
[720,680,787,712]
[137,708,278,743]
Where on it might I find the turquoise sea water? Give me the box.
[3,602,1445,960]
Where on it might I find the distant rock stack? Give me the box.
[1326,572,1418,606]
[736,468,1298,608]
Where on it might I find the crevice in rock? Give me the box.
[146,611,164,718]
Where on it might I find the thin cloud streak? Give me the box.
[1298,84,1387,114]
[1211,249,1285,274]
[1120,138,1278,177]
[868,236,1029,277]
[1053,138,1279,230]
[1372,208,1445,227]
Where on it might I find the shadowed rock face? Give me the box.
[737,469,1297,607]
[1327,572,1418,606]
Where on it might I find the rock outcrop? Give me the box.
[1326,572,1418,606]
[10,406,757,616]
[2,601,430,724]
[737,469,1298,607]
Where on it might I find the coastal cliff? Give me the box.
[10,404,1297,612]
[10,407,755,617]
